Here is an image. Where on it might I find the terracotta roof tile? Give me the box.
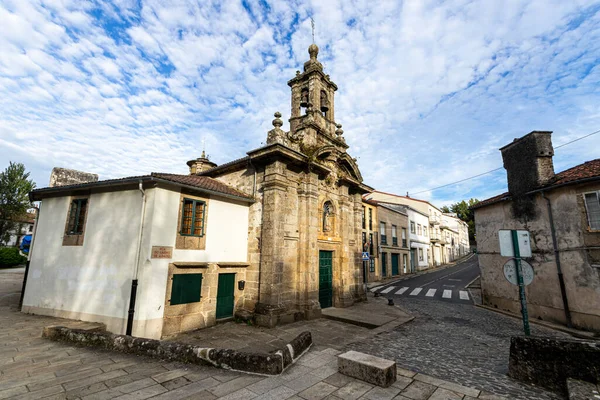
[151,173,252,200]
[549,158,600,186]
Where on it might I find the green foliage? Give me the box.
[0,162,36,245]
[443,198,480,243]
[0,247,27,268]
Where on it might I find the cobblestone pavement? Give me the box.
[348,290,571,399]
[0,269,502,399]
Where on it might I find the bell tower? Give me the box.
[287,44,339,146]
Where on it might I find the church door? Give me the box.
[319,251,333,309]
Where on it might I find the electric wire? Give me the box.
[398,128,600,196]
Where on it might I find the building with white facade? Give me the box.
[442,213,469,258]
[23,169,253,339]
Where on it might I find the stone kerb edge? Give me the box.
[42,326,312,376]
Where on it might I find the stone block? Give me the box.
[337,350,396,388]
[567,378,600,400]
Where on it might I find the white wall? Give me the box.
[407,209,429,268]
[22,190,143,334]
[22,186,250,339]
[132,188,249,338]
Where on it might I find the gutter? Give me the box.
[541,191,573,328]
[126,180,147,336]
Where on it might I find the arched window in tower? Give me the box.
[320,90,329,117]
[300,87,309,109]
[323,201,334,233]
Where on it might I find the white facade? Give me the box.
[406,208,429,270]
[22,185,249,339]
[442,213,470,258]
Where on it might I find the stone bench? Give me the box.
[338,350,396,387]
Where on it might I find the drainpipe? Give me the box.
[126,180,147,336]
[541,191,573,328]
[19,204,40,310]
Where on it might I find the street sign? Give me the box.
[503,259,534,286]
[499,230,532,257]
[362,252,370,261]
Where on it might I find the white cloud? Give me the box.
[0,0,598,207]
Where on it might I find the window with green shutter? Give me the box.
[170,274,203,305]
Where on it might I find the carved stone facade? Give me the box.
[201,44,372,327]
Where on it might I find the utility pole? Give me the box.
[511,229,531,336]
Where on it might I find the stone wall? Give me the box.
[508,335,600,395]
[475,181,600,332]
[49,167,98,187]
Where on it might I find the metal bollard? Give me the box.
[388,298,394,306]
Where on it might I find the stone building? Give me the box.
[362,199,379,282]
[473,131,600,332]
[377,203,410,277]
[200,44,372,327]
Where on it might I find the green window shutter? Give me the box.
[171,274,203,305]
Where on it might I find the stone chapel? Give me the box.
[197,44,372,327]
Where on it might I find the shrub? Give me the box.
[0,247,27,268]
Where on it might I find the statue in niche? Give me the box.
[323,201,334,233]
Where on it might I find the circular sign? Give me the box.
[503,259,534,286]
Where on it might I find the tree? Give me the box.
[0,162,36,246]
[441,198,480,243]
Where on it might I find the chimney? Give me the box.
[500,131,555,196]
[187,151,218,175]
[49,167,98,187]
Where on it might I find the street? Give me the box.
[352,256,571,400]
[371,255,481,304]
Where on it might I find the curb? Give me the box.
[474,305,598,340]
[42,325,312,376]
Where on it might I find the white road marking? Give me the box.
[380,286,395,294]
[459,291,469,300]
[371,286,383,292]
[410,288,423,296]
[395,287,409,295]
[425,289,437,297]
[442,290,452,299]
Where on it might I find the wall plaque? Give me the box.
[151,246,173,259]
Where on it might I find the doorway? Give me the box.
[216,273,235,319]
[319,250,333,309]
[391,254,399,276]
[410,249,416,272]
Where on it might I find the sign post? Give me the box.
[511,230,531,336]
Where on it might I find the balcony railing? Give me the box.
[429,215,441,225]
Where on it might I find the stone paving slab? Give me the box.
[0,269,558,400]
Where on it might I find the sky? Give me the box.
[1,0,599,207]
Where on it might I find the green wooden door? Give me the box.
[381,252,387,277]
[391,254,399,276]
[216,273,235,319]
[319,251,333,309]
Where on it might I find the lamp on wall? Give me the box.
[238,280,245,290]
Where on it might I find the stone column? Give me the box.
[255,160,289,327]
[296,170,321,319]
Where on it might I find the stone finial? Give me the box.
[272,112,283,128]
[308,43,319,59]
[335,123,345,142]
[267,112,287,146]
[296,70,301,76]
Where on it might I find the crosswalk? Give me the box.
[370,285,471,301]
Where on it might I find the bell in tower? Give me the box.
[287,43,338,137]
